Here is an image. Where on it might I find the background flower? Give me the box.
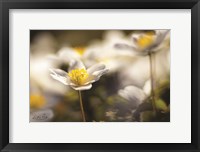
[115,30,170,56]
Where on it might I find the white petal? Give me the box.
[115,43,149,56]
[154,30,170,47]
[70,84,92,91]
[125,86,146,101]
[85,69,109,84]
[155,29,170,36]
[131,33,141,45]
[49,68,70,85]
[87,63,105,75]
[58,47,80,59]
[92,68,109,77]
[84,77,96,85]
[118,89,140,109]
[143,79,151,96]
[115,49,137,57]
[118,89,130,101]
[68,59,86,71]
[47,48,80,65]
[118,85,147,107]
[115,43,136,51]
[50,74,68,85]
[49,68,67,77]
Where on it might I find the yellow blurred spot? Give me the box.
[68,68,89,85]
[136,32,155,49]
[30,94,46,109]
[73,47,86,55]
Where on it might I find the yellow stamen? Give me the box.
[73,47,86,55]
[136,32,155,49]
[30,94,46,109]
[68,68,89,85]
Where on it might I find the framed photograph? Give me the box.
[0,0,199,151]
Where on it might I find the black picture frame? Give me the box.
[0,0,200,151]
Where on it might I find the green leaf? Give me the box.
[155,99,168,112]
[140,111,156,122]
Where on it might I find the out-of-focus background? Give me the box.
[30,30,170,122]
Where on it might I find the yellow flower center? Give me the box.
[136,32,155,49]
[73,47,86,55]
[30,94,46,109]
[68,68,89,85]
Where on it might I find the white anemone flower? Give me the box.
[117,30,170,88]
[115,30,170,56]
[118,80,151,109]
[49,60,108,91]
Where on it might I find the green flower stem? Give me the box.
[149,53,157,113]
[78,90,86,122]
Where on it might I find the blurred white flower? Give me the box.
[48,31,135,73]
[50,60,108,91]
[30,32,69,94]
[113,30,170,88]
[83,31,135,72]
[115,30,170,56]
[118,80,152,109]
[30,55,69,95]
[47,46,87,65]
[118,86,146,109]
